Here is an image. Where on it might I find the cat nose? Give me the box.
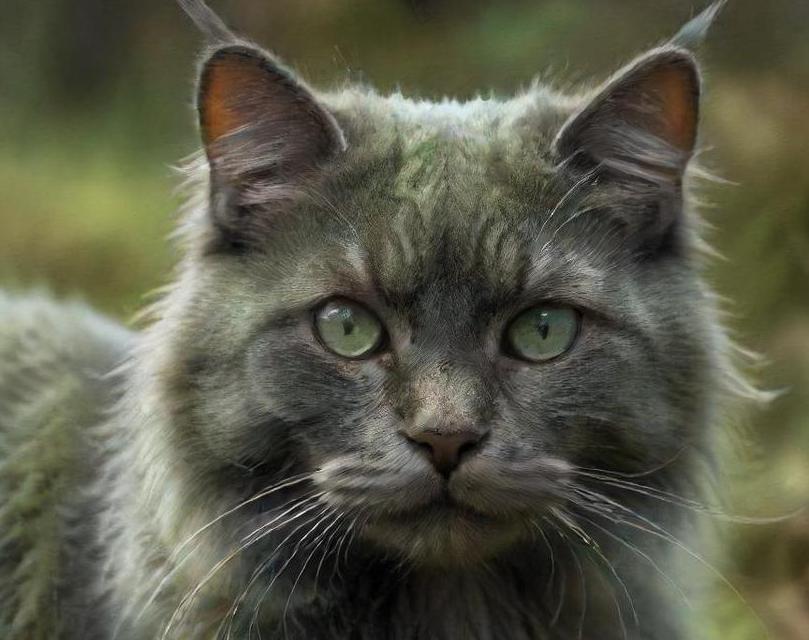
[404,429,486,477]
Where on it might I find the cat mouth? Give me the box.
[362,491,525,565]
[379,492,500,526]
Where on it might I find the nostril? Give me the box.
[412,439,434,456]
[457,438,480,458]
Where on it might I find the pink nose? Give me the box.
[405,429,485,476]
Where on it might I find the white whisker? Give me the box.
[121,472,314,638]
[248,506,336,638]
[281,512,345,639]
[574,485,771,639]
[162,492,324,640]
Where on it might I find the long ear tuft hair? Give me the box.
[177,0,238,44]
[670,1,727,50]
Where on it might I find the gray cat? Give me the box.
[0,1,759,638]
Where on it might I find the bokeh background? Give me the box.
[2,1,807,637]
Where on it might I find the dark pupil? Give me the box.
[340,311,355,336]
[535,316,549,340]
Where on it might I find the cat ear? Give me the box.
[197,45,346,205]
[554,46,700,188]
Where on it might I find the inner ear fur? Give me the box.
[197,45,345,188]
[554,47,701,185]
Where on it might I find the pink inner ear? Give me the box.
[637,65,699,153]
[200,54,263,145]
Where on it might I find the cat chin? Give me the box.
[361,505,528,567]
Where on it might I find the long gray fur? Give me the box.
[0,2,760,639]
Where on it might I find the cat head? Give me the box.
[155,2,724,566]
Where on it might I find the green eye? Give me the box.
[314,299,384,359]
[505,305,579,362]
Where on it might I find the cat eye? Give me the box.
[504,305,580,362]
[314,299,384,359]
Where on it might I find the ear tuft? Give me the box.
[554,47,700,185]
[177,0,238,45]
[670,0,726,50]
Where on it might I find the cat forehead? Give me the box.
[305,88,594,308]
[327,165,584,314]
[322,85,579,215]
[320,207,608,324]
[325,85,579,150]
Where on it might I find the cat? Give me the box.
[0,1,758,638]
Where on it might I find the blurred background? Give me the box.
[1,0,807,637]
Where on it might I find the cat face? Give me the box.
[158,44,716,566]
